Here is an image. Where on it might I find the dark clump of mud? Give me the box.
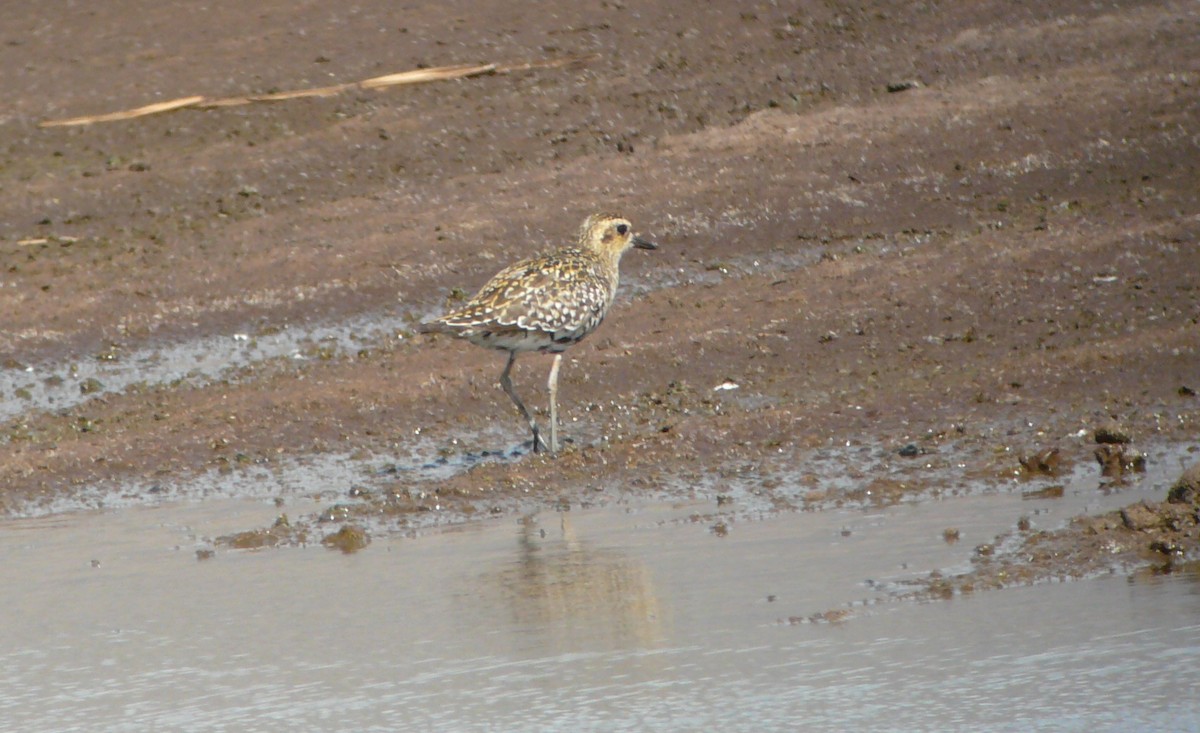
[1019,447,1065,478]
[1167,463,1200,505]
[908,463,1200,600]
[1095,443,1148,478]
[321,525,371,554]
[218,514,308,550]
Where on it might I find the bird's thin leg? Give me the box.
[547,354,562,454]
[499,351,546,452]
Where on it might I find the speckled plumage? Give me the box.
[421,213,657,454]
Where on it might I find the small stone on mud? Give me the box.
[1018,447,1061,476]
[886,80,920,93]
[898,443,920,458]
[974,543,994,557]
[942,528,960,544]
[318,504,352,522]
[1167,463,1200,505]
[1017,516,1032,532]
[196,549,215,561]
[716,494,733,506]
[322,525,370,553]
[1149,539,1185,556]
[1094,444,1146,477]
[94,345,120,362]
[1094,421,1132,444]
[711,521,729,537]
[79,377,104,395]
[1120,502,1163,531]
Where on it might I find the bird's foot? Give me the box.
[530,425,555,455]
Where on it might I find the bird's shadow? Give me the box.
[379,437,576,480]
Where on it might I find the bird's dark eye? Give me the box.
[616,223,629,235]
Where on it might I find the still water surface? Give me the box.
[1,494,1197,732]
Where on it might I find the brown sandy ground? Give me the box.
[2,2,1199,585]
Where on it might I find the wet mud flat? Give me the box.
[5,398,1200,731]
[3,0,1199,513]
[2,0,1200,728]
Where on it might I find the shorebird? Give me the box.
[420,213,657,454]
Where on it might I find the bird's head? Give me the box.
[578,213,657,260]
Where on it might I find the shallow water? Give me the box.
[2,489,1198,732]
[0,311,411,422]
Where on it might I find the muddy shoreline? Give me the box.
[3,0,1200,590]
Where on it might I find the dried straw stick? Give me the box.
[37,58,554,128]
[198,84,354,108]
[358,63,495,89]
[39,96,206,127]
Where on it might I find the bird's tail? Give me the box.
[417,319,460,335]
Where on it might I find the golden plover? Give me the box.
[420,213,657,454]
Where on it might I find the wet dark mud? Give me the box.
[2,0,1200,598]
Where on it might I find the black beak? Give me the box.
[633,236,657,250]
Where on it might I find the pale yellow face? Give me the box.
[578,213,656,258]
